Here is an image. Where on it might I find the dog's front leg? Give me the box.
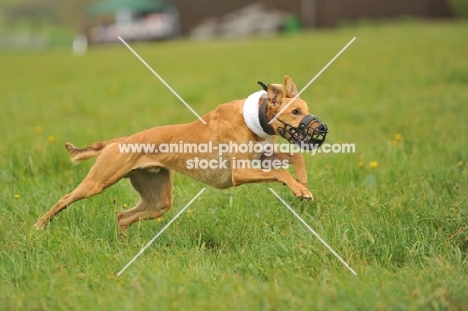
[260,152,307,187]
[231,165,313,201]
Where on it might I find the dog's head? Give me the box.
[261,76,328,149]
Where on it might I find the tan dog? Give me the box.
[35,76,328,235]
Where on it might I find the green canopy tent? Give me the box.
[87,0,169,15]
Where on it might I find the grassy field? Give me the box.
[1,20,468,310]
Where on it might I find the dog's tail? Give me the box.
[65,137,128,165]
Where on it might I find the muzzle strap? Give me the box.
[258,98,275,136]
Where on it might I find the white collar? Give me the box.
[242,90,273,139]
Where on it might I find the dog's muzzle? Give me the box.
[276,114,328,150]
[258,96,328,150]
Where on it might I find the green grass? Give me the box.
[1,20,468,310]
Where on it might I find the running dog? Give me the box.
[35,76,328,235]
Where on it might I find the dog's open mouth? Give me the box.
[293,131,307,141]
[277,115,328,150]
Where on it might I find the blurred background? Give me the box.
[1,3,468,309]
[0,0,466,50]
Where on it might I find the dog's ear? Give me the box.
[284,75,299,98]
[267,84,284,106]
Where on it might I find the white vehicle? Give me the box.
[74,0,180,53]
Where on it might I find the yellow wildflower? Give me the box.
[47,135,55,142]
[14,194,20,199]
[394,133,403,141]
[370,161,378,169]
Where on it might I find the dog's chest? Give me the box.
[186,165,233,189]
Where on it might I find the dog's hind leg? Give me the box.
[35,148,135,229]
[116,168,173,236]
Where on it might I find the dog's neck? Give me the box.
[243,90,274,139]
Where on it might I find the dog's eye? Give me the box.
[292,109,300,115]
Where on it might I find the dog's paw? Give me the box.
[34,219,47,230]
[292,185,314,201]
